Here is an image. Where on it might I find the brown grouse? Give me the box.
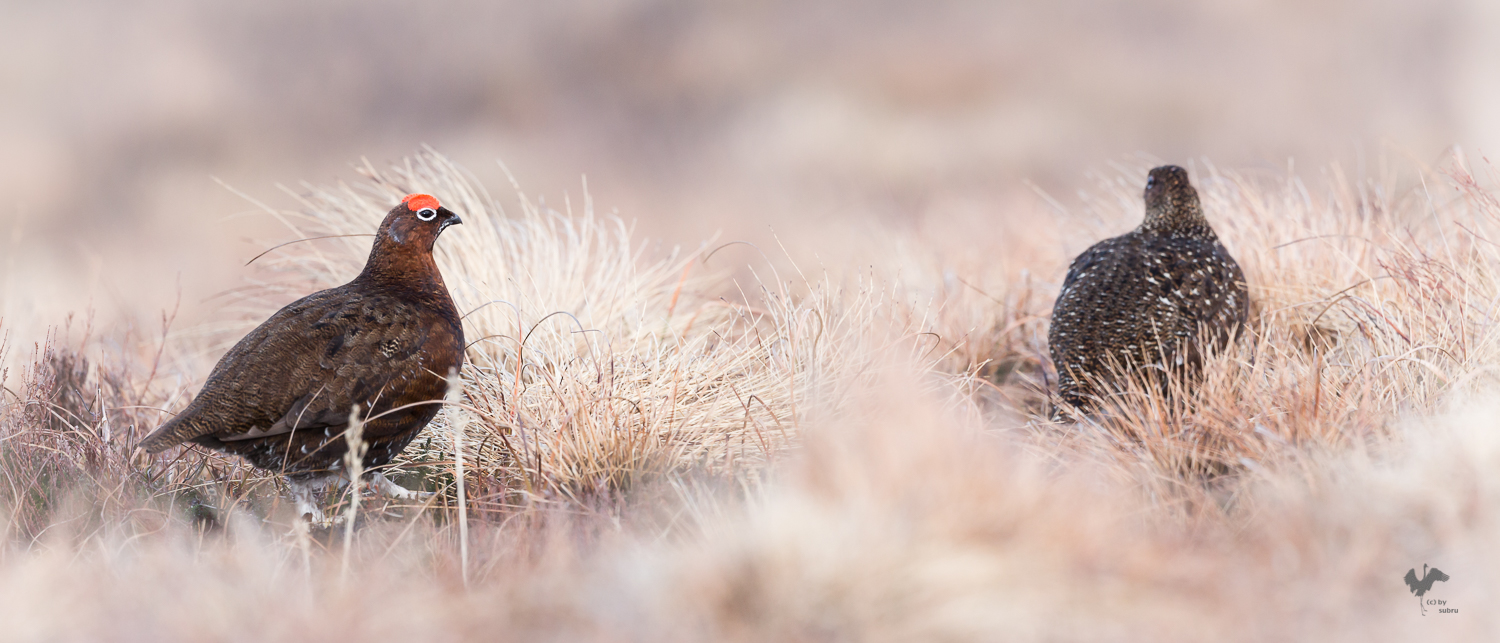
[1048,165,1248,411]
[140,193,465,520]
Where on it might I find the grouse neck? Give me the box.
[354,238,452,302]
[1138,216,1218,241]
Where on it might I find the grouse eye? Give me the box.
[416,208,437,221]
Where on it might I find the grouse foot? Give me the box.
[287,473,342,525]
[367,471,433,501]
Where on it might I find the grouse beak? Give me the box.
[440,215,462,232]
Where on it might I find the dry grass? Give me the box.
[229,153,948,512]
[2,152,1499,640]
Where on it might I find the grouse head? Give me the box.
[378,193,463,252]
[1140,165,1212,239]
[360,193,462,288]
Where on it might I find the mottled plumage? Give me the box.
[140,194,465,518]
[1048,166,1248,410]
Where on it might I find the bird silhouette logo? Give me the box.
[1403,564,1450,616]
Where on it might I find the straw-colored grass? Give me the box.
[2,151,1498,640]
[232,153,949,513]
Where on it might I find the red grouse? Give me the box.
[1048,165,1248,412]
[140,194,465,520]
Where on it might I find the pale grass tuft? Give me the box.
[255,151,956,511]
[1012,160,1500,513]
[3,152,1500,639]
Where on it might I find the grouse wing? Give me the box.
[139,286,435,451]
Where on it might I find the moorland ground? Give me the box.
[1,152,1497,640]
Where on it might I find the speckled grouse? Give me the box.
[1048,165,1248,411]
[140,194,465,520]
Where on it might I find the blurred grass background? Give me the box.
[5,0,1500,346]
[5,3,1500,638]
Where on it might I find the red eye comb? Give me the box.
[401,193,440,212]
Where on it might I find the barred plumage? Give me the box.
[139,194,465,520]
[1048,165,1248,411]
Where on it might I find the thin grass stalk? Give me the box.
[447,370,469,586]
[340,405,366,583]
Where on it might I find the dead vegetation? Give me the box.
[2,152,1498,640]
